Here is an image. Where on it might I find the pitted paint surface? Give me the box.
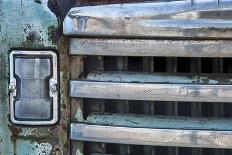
[16,140,52,155]
[0,0,70,154]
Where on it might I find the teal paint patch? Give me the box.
[16,139,52,155]
[86,113,232,131]
[0,0,60,154]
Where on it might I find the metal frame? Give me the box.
[9,50,58,125]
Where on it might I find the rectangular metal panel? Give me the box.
[69,80,232,102]
[70,124,232,149]
[70,39,232,57]
[64,0,232,38]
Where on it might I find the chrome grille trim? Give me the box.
[70,123,232,149]
[64,0,232,38]
[70,39,232,57]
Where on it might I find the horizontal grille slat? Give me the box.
[70,39,232,57]
[70,80,232,102]
[69,71,232,102]
[70,123,232,149]
[63,0,232,38]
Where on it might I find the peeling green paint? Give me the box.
[16,140,52,155]
[0,0,70,154]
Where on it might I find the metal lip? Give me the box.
[9,50,59,125]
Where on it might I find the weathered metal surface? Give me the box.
[70,56,84,155]
[64,0,232,38]
[70,38,232,57]
[86,113,232,130]
[70,80,232,102]
[87,71,232,84]
[70,71,232,102]
[70,123,232,149]
[0,0,71,154]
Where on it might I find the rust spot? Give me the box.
[8,125,22,155]
[26,32,41,42]
[8,125,22,138]
[48,26,62,44]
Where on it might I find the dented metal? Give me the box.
[64,0,232,38]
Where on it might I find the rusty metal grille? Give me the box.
[79,56,232,155]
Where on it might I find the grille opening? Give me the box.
[84,100,232,117]
[81,56,232,155]
[84,142,232,155]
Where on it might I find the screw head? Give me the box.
[9,83,16,91]
[50,84,57,92]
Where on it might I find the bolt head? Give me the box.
[50,84,57,92]
[9,83,16,91]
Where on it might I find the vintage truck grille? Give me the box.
[64,0,232,154]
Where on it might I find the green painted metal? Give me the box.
[86,113,232,131]
[87,71,232,84]
[0,0,70,154]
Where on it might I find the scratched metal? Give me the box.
[70,39,232,57]
[70,124,232,149]
[64,0,232,38]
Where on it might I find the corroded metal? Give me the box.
[70,124,232,149]
[0,0,71,154]
[87,71,232,84]
[70,72,232,102]
[64,0,232,38]
[86,113,232,131]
